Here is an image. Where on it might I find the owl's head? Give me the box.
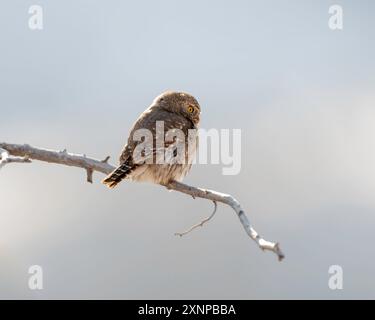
[153,91,201,126]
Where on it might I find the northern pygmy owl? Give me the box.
[102,91,201,188]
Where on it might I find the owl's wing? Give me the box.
[122,109,195,166]
[155,113,196,165]
[103,109,196,188]
[118,107,154,164]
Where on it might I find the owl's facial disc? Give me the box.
[154,91,201,124]
[188,104,200,124]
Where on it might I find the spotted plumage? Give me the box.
[102,91,201,188]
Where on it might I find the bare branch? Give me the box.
[0,143,114,175]
[0,142,284,261]
[0,147,31,169]
[164,181,284,261]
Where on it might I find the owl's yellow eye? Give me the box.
[187,106,194,113]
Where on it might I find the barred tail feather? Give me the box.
[102,162,133,189]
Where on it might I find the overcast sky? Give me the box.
[1,0,375,299]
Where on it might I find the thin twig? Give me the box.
[175,201,217,237]
[86,168,94,183]
[101,156,110,163]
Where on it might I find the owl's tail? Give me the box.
[102,162,133,189]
